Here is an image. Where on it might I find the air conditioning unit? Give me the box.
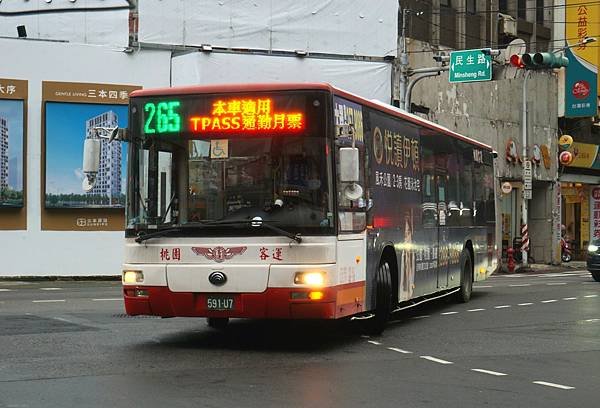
[499,13,517,37]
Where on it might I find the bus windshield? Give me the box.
[126,91,334,236]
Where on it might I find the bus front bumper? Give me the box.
[123,283,365,320]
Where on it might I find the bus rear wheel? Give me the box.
[207,317,229,329]
[363,260,393,335]
[456,250,473,303]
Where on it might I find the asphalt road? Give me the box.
[0,269,599,408]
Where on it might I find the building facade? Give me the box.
[399,0,561,264]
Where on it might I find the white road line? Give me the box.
[474,285,493,288]
[471,368,508,376]
[91,298,122,301]
[546,282,567,286]
[518,302,534,306]
[0,289,12,292]
[467,308,486,312]
[32,299,65,303]
[532,381,575,390]
[584,294,598,298]
[367,340,382,346]
[420,356,453,365]
[412,315,430,319]
[563,297,577,300]
[40,288,62,291]
[541,299,558,303]
[441,311,459,315]
[494,305,511,309]
[509,284,531,287]
[582,282,596,285]
[387,347,412,354]
[584,318,600,323]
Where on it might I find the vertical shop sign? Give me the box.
[565,1,599,117]
[591,188,600,239]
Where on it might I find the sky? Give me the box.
[45,102,128,195]
[0,99,24,189]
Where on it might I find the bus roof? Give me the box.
[131,83,493,152]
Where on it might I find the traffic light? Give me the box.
[509,52,569,69]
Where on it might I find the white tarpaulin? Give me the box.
[0,0,130,46]
[172,52,393,102]
[140,0,398,57]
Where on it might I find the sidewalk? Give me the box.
[498,260,587,274]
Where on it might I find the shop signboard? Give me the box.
[565,1,599,117]
[523,160,532,200]
[592,187,600,239]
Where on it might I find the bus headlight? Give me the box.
[588,244,598,253]
[294,271,326,287]
[123,270,143,284]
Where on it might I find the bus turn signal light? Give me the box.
[308,291,324,300]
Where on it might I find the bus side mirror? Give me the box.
[339,147,360,182]
[82,138,101,192]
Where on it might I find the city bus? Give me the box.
[109,83,497,333]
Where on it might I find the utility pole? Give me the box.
[398,7,410,111]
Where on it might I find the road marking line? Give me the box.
[387,347,412,354]
[532,381,575,390]
[0,289,12,292]
[412,315,430,319]
[360,335,370,339]
[584,318,600,323]
[471,368,508,376]
[563,297,577,300]
[367,340,382,345]
[541,300,558,303]
[32,299,65,303]
[91,298,122,301]
[40,288,62,291]
[582,282,596,284]
[420,356,453,365]
[518,302,533,306]
[467,308,485,312]
[546,282,567,286]
[474,285,493,288]
[441,311,459,315]
[584,294,598,298]
[509,284,531,287]
[494,305,511,309]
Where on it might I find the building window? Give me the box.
[499,0,508,13]
[518,0,526,19]
[440,0,451,7]
[536,0,544,23]
[466,0,476,14]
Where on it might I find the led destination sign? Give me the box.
[142,97,305,135]
[190,98,304,133]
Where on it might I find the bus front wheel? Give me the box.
[456,250,473,303]
[363,260,393,335]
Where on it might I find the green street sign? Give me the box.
[449,49,492,83]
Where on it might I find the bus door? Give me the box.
[420,145,439,295]
[436,165,450,289]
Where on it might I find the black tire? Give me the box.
[456,250,473,303]
[591,270,600,283]
[363,260,393,335]
[207,317,229,329]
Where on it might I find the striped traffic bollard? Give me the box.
[521,224,530,257]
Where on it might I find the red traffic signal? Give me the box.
[510,54,525,68]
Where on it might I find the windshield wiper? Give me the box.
[134,220,302,244]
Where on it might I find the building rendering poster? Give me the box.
[45,102,128,208]
[0,98,24,207]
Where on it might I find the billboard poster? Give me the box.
[45,102,128,208]
[565,0,599,117]
[41,81,140,231]
[0,78,27,230]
